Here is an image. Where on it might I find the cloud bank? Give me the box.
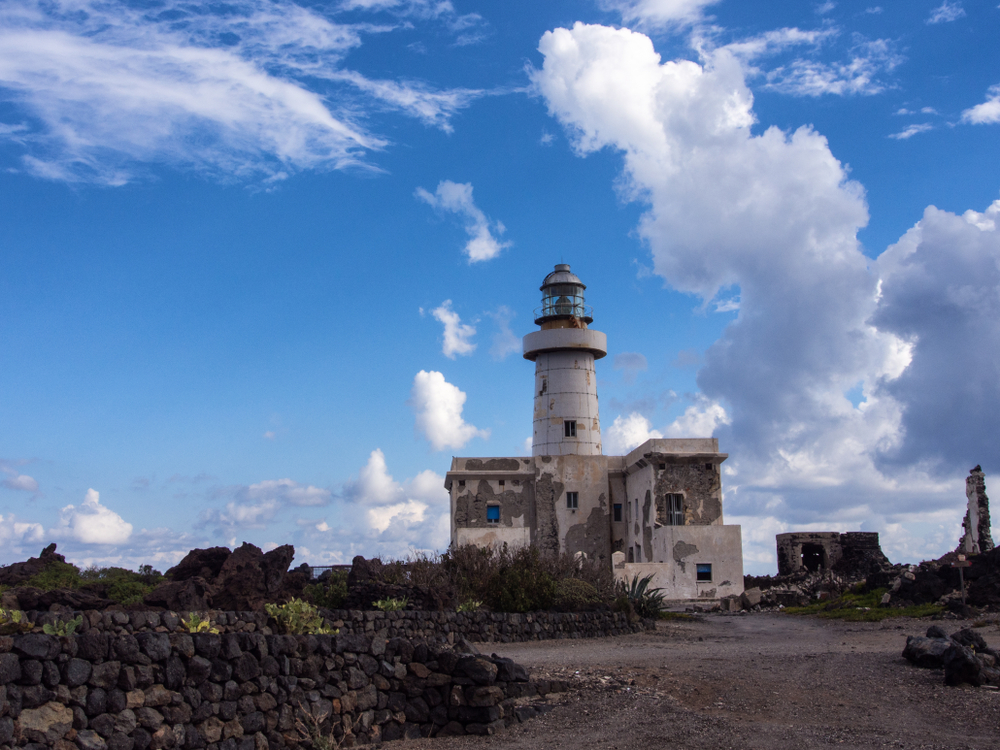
[533,21,1000,569]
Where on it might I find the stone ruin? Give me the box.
[960,465,994,556]
[776,531,890,578]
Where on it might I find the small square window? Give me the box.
[705,463,713,471]
[458,480,465,487]
[564,420,577,438]
[486,506,500,524]
[498,479,505,488]
[613,503,623,522]
[696,563,712,582]
[658,463,666,471]
[566,491,579,509]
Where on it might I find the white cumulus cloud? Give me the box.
[431,300,477,358]
[532,22,986,567]
[604,412,663,455]
[415,180,510,262]
[410,370,489,450]
[58,488,133,545]
[962,84,1000,125]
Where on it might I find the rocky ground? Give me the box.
[410,612,1000,750]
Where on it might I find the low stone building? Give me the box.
[445,265,744,602]
[775,531,889,576]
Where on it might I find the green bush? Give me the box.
[25,560,82,590]
[483,546,557,613]
[554,578,602,612]
[784,587,945,622]
[304,570,348,610]
[265,598,338,635]
[180,613,220,634]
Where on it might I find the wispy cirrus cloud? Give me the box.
[926,1,965,25]
[415,180,510,262]
[889,123,934,140]
[0,0,480,185]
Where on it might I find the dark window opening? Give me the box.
[564,420,577,438]
[458,480,465,487]
[613,503,623,522]
[658,463,666,471]
[627,548,635,563]
[498,479,505,488]
[801,543,825,572]
[696,563,712,582]
[486,506,500,524]
[664,494,684,526]
[705,463,713,471]
[566,491,579,509]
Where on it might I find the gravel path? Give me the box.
[408,613,1000,750]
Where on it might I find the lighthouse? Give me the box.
[523,265,607,457]
[445,262,744,603]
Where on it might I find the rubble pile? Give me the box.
[883,546,1000,610]
[903,624,1000,687]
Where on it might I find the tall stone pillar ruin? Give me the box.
[961,466,994,555]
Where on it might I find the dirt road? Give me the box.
[409,613,1000,750]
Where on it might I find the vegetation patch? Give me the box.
[784,587,945,622]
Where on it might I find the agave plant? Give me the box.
[620,573,666,618]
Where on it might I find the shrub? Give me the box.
[373,597,408,612]
[483,546,557,613]
[43,615,82,636]
[456,599,482,613]
[554,578,602,612]
[265,598,338,635]
[304,570,348,610]
[619,573,665,618]
[25,560,82,591]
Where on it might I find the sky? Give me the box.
[2,0,1000,576]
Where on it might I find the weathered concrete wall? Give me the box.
[528,349,603,456]
[447,458,535,550]
[613,525,744,600]
[535,455,611,564]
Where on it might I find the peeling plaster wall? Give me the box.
[615,525,744,600]
[448,457,535,549]
[537,455,611,563]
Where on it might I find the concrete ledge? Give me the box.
[522,329,607,360]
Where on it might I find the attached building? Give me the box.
[445,265,744,601]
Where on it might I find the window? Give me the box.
[498,479,505,488]
[486,506,500,524]
[458,480,465,488]
[564,420,577,438]
[696,564,712,582]
[663,494,684,526]
[705,463,713,471]
[613,503,623,522]
[658,463,666,471]
[566,491,579,509]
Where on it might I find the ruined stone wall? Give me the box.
[0,628,571,750]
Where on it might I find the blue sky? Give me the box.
[2,0,1000,575]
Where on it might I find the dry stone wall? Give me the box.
[24,610,643,643]
[0,629,571,750]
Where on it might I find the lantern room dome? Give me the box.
[540,263,586,290]
[534,264,593,325]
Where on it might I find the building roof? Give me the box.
[541,263,586,290]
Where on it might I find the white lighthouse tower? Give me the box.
[523,264,608,456]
